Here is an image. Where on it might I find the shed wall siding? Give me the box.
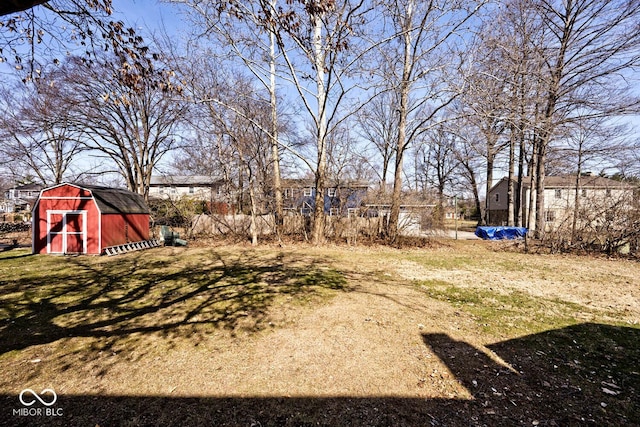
[101,214,149,247]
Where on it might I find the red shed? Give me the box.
[32,183,150,255]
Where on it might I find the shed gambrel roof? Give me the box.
[81,184,149,214]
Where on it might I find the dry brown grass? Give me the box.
[0,241,638,426]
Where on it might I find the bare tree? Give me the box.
[174,0,288,238]
[268,0,372,244]
[548,116,634,243]
[373,0,486,242]
[496,0,543,228]
[355,90,398,192]
[174,48,294,242]
[414,124,462,225]
[0,76,85,185]
[1,1,161,88]
[527,0,640,237]
[460,64,508,226]
[62,54,188,200]
[213,90,274,245]
[453,128,484,223]
[326,121,375,183]
[173,0,369,244]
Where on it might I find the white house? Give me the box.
[487,174,635,231]
[7,183,43,200]
[148,176,225,201]
[1,183,43,214]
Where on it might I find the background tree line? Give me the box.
[1,0,639,247]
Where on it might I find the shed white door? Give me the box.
[47,211,87,254]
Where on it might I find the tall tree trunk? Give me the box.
[269,17,284,240]
[534,135,546,238]
[515,120,525,227]
[484,143,495,225]
[460,160,482,225]
[237,155,244,214]
[388,2,413,243]
[533,0,570,238]
[311,8,327,245]
[248,177,258,246]
[526,150,537,231]
[507,126,516,226]
[389,102,408,242]
[515,73,527,227]
[571,146,583,243]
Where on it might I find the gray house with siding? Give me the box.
[487,174,635,231]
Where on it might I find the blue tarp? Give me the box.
[475,226,527,240]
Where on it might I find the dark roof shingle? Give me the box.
[80,184,149,214]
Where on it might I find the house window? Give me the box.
[581,189,587,197]
[327,188,336,197]
[545,210,556,222]
[606,188,612,197]
[555,189,562,199]
[283,188,291,199]
[189,186,195,194]
[303,188,313,197]
[159,186,164,194]
[329,207,339,216]
[495,193,500,202]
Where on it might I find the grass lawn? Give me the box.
[0,241,638,426]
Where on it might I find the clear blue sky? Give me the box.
[110,0,187,36]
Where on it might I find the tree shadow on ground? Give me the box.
[1,323,638,426]
[422,323,640,426]
[0,249,348,358]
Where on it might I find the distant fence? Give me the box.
[189,212,425,242]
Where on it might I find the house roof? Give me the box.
[11,183,43,191]
[491,175,633,193]
[282,178,370,189]
[81,184,149,215]
[534,175,631,189]
[150,176,221,186]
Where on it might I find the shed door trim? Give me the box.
[46,210,88,254]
